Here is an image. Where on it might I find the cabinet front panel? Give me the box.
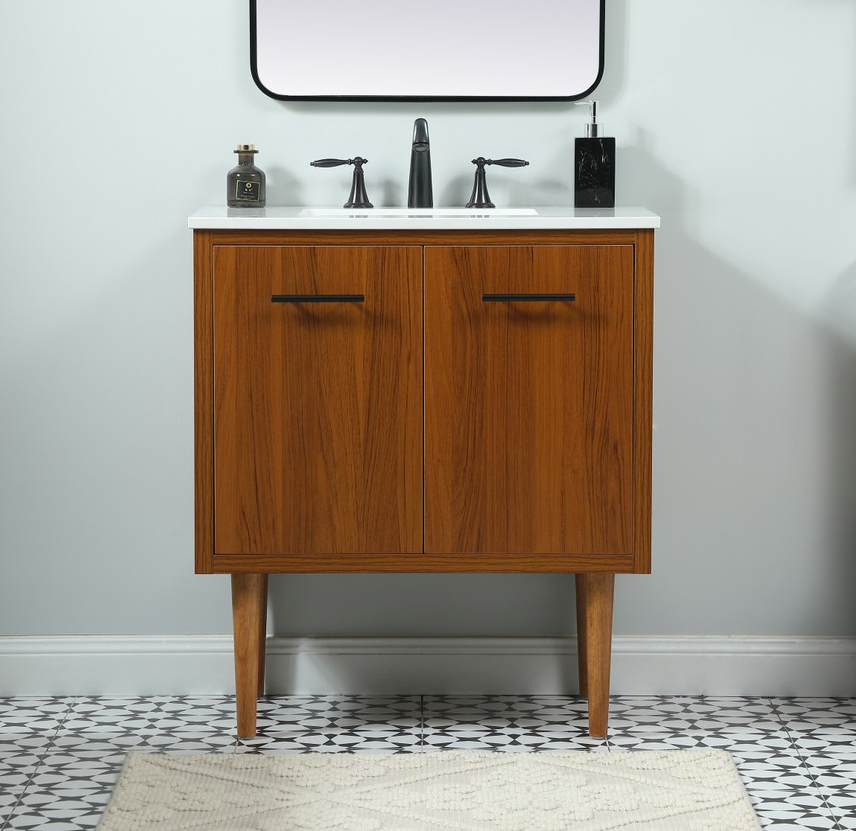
[213,245,423,555]
[424,245,634,555]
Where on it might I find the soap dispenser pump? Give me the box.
[574,101,615,208]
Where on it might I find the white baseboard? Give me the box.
[1,635,854,697]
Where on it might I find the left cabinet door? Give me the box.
[212,245,423,556]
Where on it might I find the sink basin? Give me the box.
[300,207,539,218]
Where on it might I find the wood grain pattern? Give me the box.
[633,230,655,573]
[231,573,267,737]
[575,572,614,736]
[193,231,215,573]
[210,552,635,574]
[193,228,654,572]
[424,245,634,555]
[213,245,423,556]
[200,229,644,248]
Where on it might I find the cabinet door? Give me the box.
[213,246,422,555]
[424,245,634,555]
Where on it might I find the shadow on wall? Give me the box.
[612,132,856,635]
[821,264,856,606]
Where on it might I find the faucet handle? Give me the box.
[310,157,373,208]
[311,158,358,168]
[485,158,530,168]
[465,157,530,209]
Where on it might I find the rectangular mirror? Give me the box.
[250,0,604,101]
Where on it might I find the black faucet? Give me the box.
[466,157,529,209]
[310,157,373,208]
[407,118,433,208]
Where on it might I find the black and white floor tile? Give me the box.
[1,694,854,829]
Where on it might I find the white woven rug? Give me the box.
[97,750,762,831]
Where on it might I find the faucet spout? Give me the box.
[407,118,433,208]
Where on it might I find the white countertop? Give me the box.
[188,206,660,231]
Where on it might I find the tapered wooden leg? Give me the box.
[575,573,615,738]
[231,573,268,738]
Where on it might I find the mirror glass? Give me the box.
[250,0,604,101]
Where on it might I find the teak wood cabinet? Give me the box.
[193,227,655,738]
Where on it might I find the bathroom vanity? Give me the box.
[189,206,659,738]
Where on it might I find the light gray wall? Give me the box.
[1,0,855,640]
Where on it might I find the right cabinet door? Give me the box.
[424,245,635,555]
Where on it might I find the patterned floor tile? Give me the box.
[802,751,856,829]
[5,793,108,831]
[2,694,855,829]
[792,732,856,758]
[773,697,856,728]
[48,732,160,758]
[0,698,70,734]
[756,808,841,830]
[423,694,591,725]
[834,813,856,831]
[240,732,423,753]
[608,695,783,734]
[607,722,798,751]
[55,699,242,755]
[421,695,606,751]
[63,696,237,736]
[139,732,239,752]
[0,734,53,756]
[808,760,856,792]
[236,695,423,753]
[0,755,39,791]
[27,760,120,795]
[257,694,421,723]
[2,738,134,829]
[1,788,25,827]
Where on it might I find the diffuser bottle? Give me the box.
[227,144,266,208]
[574,102,615,208]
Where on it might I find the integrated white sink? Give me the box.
[300,207,539,218]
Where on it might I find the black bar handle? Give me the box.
[271,294,365,303]
[482,293,576,302]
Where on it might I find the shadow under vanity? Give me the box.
[189,206,658,738]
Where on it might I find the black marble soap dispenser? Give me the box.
[574,101,615,208]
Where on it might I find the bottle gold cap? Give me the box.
[234,144,257,153]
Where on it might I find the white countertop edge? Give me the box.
[188,206,660,230]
